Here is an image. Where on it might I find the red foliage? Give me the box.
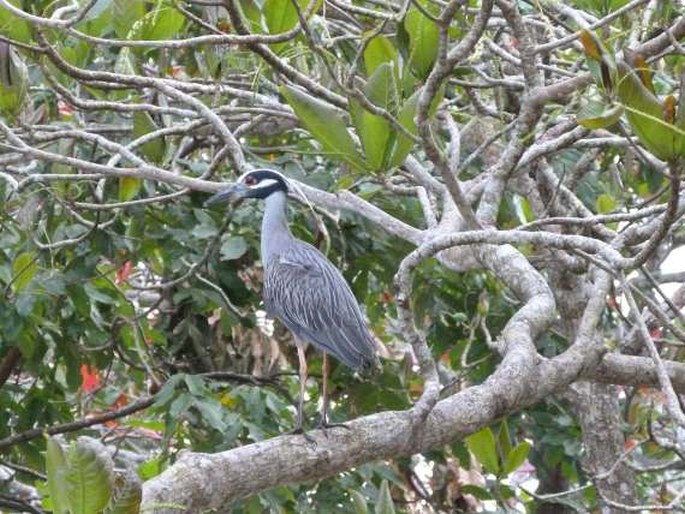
[80,364,101,393]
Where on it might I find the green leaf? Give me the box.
[65,437,114,514]
[11,252,38,292]
[388,84,443,168]
[137,456,163,481]
[374,480,396,514]
[576,100,623,129]
[237,0,263,33]
[169,393,192,418]
[617,64,685,159]
[45,437,70,514]
[579,30,617,92]
[264,0,299,34]
[503,441,531,475]
[403,4,439,80]
[580,30,685,160]
[460,484,494,500]
[0,0,31,43]
[113,0,146,39]
[596,193,616,214]
[0,42,28,119]
[133,111,165,163]
[136,6,185,41]
[184,374,206,396]
[118,177,142,202]
[388,90,419,168]
[281,84,368,171]
[350,63,397,171]
[364,34,398,76]
[348,489,368,514]
[220,236,248,260]
[194,399,228,431]
[512,195,533,224]
[465,427,500,474]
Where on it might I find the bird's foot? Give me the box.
[287,426,316,445]
[316,420,351,438]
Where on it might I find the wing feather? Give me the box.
[263,240,377,370]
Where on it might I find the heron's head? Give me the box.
[204,169,289,207]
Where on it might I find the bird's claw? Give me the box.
[316,421,350,438]
[287,426,317,445]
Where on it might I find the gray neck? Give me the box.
[261,190,293,264]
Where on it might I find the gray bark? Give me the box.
[567,382,637,513]
[140,348,685,512]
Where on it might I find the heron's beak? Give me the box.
[204,183,249,207]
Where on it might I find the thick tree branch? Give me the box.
[141,346,685,511]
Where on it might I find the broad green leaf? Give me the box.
[66,437,114,514]
[512,195,534,224]
[576,100,623,129]
[135,6,185,41]
[0,43,27,119]
[348,489,368,514]
[106,469,142,514]
[596,193,616,214]
[281,84,367,171]
[628,52,655,93]
[579,30,617,93]
[460,484,494,500]
[364,62,398,109]
[350,63,397,171]
[503,441,531,475]
[350,103,392,171]
[465,426,500,474]
[388,84,443,168]
[237,0,263,33]
[579,30,602,62]
[169,393,193,418]
[388,90,419,168]
[73,0,114,37]
[375,480,396,514]
[45,437,70,514]
[119,177,142,202]
[184,374,206,396]
[113,0,146,39]
[403,4,439,80]
[220,236,248,260]
[133,111,165,163]
[137,456,163,481]
[194,399,228,431]
[616,62,685,160]
[264,0,299,34]
[580,31,685,160]
[0,0,31,43]
[11,252,37,292]
[364,34,398,76]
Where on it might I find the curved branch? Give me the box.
[140,346,685,512]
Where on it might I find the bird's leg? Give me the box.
[295,340,308,432]
[317,353,350,433]
[321,352,330,426]
[286,340,317,444]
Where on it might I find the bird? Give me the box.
[205,169,379,433]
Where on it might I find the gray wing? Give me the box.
[263,240,377,370]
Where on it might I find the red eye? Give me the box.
[244,175,257,186]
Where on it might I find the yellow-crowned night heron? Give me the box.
[206,169,378,432]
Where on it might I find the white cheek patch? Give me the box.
[237,169,288,185]
[254,178,278,190]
